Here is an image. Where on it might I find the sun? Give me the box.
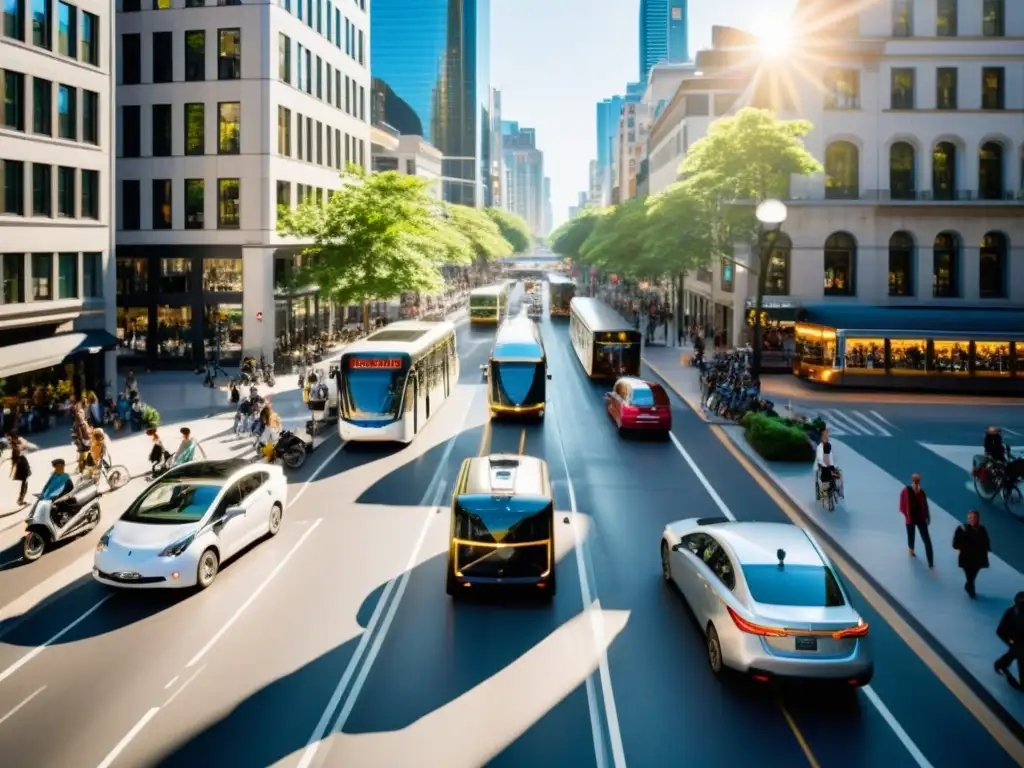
[756,18,794,58]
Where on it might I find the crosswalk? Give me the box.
[795,408,897,437]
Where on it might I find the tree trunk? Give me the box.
[675,271,685,347]
[362,300,370,332]
[751,237,771,377]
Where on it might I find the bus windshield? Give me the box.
[455,496,552,544]
[593,336,641,377]
[491,361,545,407]
[549,283,575,313]
[470,296,497,308]
[340,354,409,419]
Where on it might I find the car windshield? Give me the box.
[631,388,654,406]
[741,564,846,607]
[121,479,223,525]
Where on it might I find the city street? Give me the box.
[0,288,1017,767]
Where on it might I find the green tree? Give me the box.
[550,210,600,261]
[277,167,472,326]
[579,198,649,278]
[641,180,719,278]
[484,207,531,253]
[448,205,513,279]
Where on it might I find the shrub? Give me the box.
[743,412,814,462]
[141,405,161,428]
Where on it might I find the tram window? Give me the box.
[796,334,834,366]
[975,341,1011,377]
[931,341,969,374]
[845,339,884,371]
[889,339,927,373]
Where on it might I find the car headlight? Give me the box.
[95,526,114,552]
[159,533,196,558]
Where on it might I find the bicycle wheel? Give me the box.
[974,474,1001,502]
[106,465,130,490]
[1004,485,1024,518]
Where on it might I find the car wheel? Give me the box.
[707,623,724,676]
[267,503,283,537]
[196,548,219,590]
[660,541,672,583]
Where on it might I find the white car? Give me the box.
[93,459,287,590]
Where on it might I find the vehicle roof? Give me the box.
[471,283,509,297]
[616,377,660,390]
[707,522,824,567]
[341,321,455,357]
[162,458,255,481]
[547,273,574,285]
[492,315,544,360]
[800,304,1024,339]
[570,297,636,333]
[458,454,552,498]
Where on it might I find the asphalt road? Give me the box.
[0,289,1017,767]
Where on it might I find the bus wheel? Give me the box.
[445,559,457,597]
[543,572,557,599]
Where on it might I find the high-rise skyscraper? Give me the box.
[371,0,491,205]
[503,124,544,235]
[640,1,689,84]
[490,89,505,208]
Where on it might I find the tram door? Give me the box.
[412,375,419,434]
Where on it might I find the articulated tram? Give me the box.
[547,273,575,317]
[483,313,550,418]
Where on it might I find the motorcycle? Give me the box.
[22,481,102,562]
[257,429,308,470]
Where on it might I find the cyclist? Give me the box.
[985,426,1007,465]
[815,428,843,500]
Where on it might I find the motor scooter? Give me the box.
[256,429,308,470]
[22,481,102,562]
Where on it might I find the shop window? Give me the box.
[888,231,914,297]
[932,142,957,200]
[823,232,856,296]
[160,257,191,293]
[931,340,969,374]
[31,252,52,299]
[157,305,193,359]
[82,252,101,297]
[889,339,927,373]
[978,142,1004,201]
[889,142,915,199]
[203,258,242,292]
[2,253,25,304]
[844,338,884,373]
[117,306,149,356]
[58,252,77,298]
[764,233,791,295]
[204,303,242,361]
[979,232,1007,299]
[975,341,1010,377]
[116,257,147,294]
[933,231,960,298]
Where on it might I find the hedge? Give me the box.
[741,412,814,462]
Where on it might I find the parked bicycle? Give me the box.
[973,449,1024,517]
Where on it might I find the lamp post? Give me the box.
[750,199,788,377]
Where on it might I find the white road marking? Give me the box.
[94,707,160,768]
[287,441,346,509]
[870,411,900,431]
[162,664,205,707]
[0,594,112,686]
[0,685,45,728]
[163,675,179,690]
[851,411,891,437]
[823,409,870,436]
[668,433,736,522]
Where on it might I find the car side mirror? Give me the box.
[225,505,246,520]
[671,542,684,552]
[547,373,552,380]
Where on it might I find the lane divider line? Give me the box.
[667,433,736,522]
[95,708,160,768]
[778,699,822,768]
[0,685,46,729]
[518,427,527,455]
[162,664,206,708]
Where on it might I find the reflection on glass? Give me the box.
[932,341,969,374]
[202,258,242,292]
[157,305,193,358]
[889,339,927,373]
[117,306,150,356]
[160,258,191,293]
[845,338,884,372]
[116,257,148,294]
[204,303,242,361]
[974,341,1010,377]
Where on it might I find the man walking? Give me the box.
[899,473,934,568]
[996,592,1024,689]
[953,510,991,598]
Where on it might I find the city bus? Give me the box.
[469,283,512,324]
[446,454,556,597]
[483,313,550,418]
[547,273,575,318]
[569,297,642,378]
[335,320,459,442]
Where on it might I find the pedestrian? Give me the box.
[952,509,991,598]
[996,592,1024,689]
[899,473,934,568]
[8,434,32,507]
[71,409,92,474]
[124,369,139,397]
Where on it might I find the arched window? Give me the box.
[979,232,1008,299]
[888,231,915,297]
[825,141,859,199]
[889,143,916,199]
[932,142,957,200]
[933,231,960,298]
[764,232,791,296]
[978,141,1005,200]
[824,232,856,296]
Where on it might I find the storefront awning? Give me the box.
[1,330,117,378]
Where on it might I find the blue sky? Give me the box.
[491,0,799,229]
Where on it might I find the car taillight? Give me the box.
[727,606,786,637]
[832,620,869,640]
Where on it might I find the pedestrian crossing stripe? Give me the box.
[799,408,896,438]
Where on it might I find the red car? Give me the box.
[604,378,672,436]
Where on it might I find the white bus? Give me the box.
[336,321,460,443]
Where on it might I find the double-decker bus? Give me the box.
[547,273,575,318]
[469,283,512,324]
[336,321,459,442]
[569,297,641,378]
[446,454,556,597]
[483,313,550,418]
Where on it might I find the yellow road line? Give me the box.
[779,700,823,768]
[518,427,527,455]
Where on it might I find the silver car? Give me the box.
[660,517,873,686]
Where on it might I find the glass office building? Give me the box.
[371,0,491,206]
[640,0,689,84]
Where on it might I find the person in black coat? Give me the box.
[8,434,32,506]
[953,509,991,598]
[996,592,1024,689]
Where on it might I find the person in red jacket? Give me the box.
[899,473,934,568]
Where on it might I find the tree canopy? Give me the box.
[484,207,531,253]
[550,210,600,261]
[448,204,513,266]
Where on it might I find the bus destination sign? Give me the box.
[348,357,403,370]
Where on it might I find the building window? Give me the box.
[892,0,912,36]
[184,102,204,155]
[296,114,303,160]
[33,77,51,134]
[890,68,914,109]
[326,126,332,166]
[116,257,147,293]
[277,106,290,155]
[121,179,140,229]
[117,306,149,357]
[81,169,97,218]
[358,85,365,120]
[32,253,51,299]
[979,141,1005,201]
[279,33,291,83]
[316,121,322,164]
[823,68,859,109]
[31,0,50,48]
[82,89,98,143]
[4,0,25,41]
[3,70,25,131]
[152,103,172,156]
[304,48,311,94]
[80,11,96,64]
[296,43,303,90]
[57,1,75,58]
[218,28,241,80]
[2,160,25,215]
[57,84,75,140]
[276,180,290,220]
[888,232,914,297]
[204,304,242,361]
[185,30,205,81]
[889,142,915,200]
[217,178,239,228]
[824,141,859,199]
[58,252,77,298]
[2,253,25,303]
[202,258,241,291]
[152,179,171,229]
[157,305,193,359]
[823,232,856,296]
[982,0,1003,36]
[305,116,312,159]
[159,258,191,293]
[357,28,363,65]
[122,33,141,85]
[82,251,100,297]
[315,55,321,98]
[184,178,204,229]
[153,31,172,82]
[932,231,960,298]
[935,67,957,109]
[981,67,1004,110]
[122,104,140,157]
[932,141,957,200]
[218,102,240,154]
[979,232,1007,299]
[764,233,791,295]
[936,0,957,36]
[32,163,50,216]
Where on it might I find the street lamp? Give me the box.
[750,199,788,377]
